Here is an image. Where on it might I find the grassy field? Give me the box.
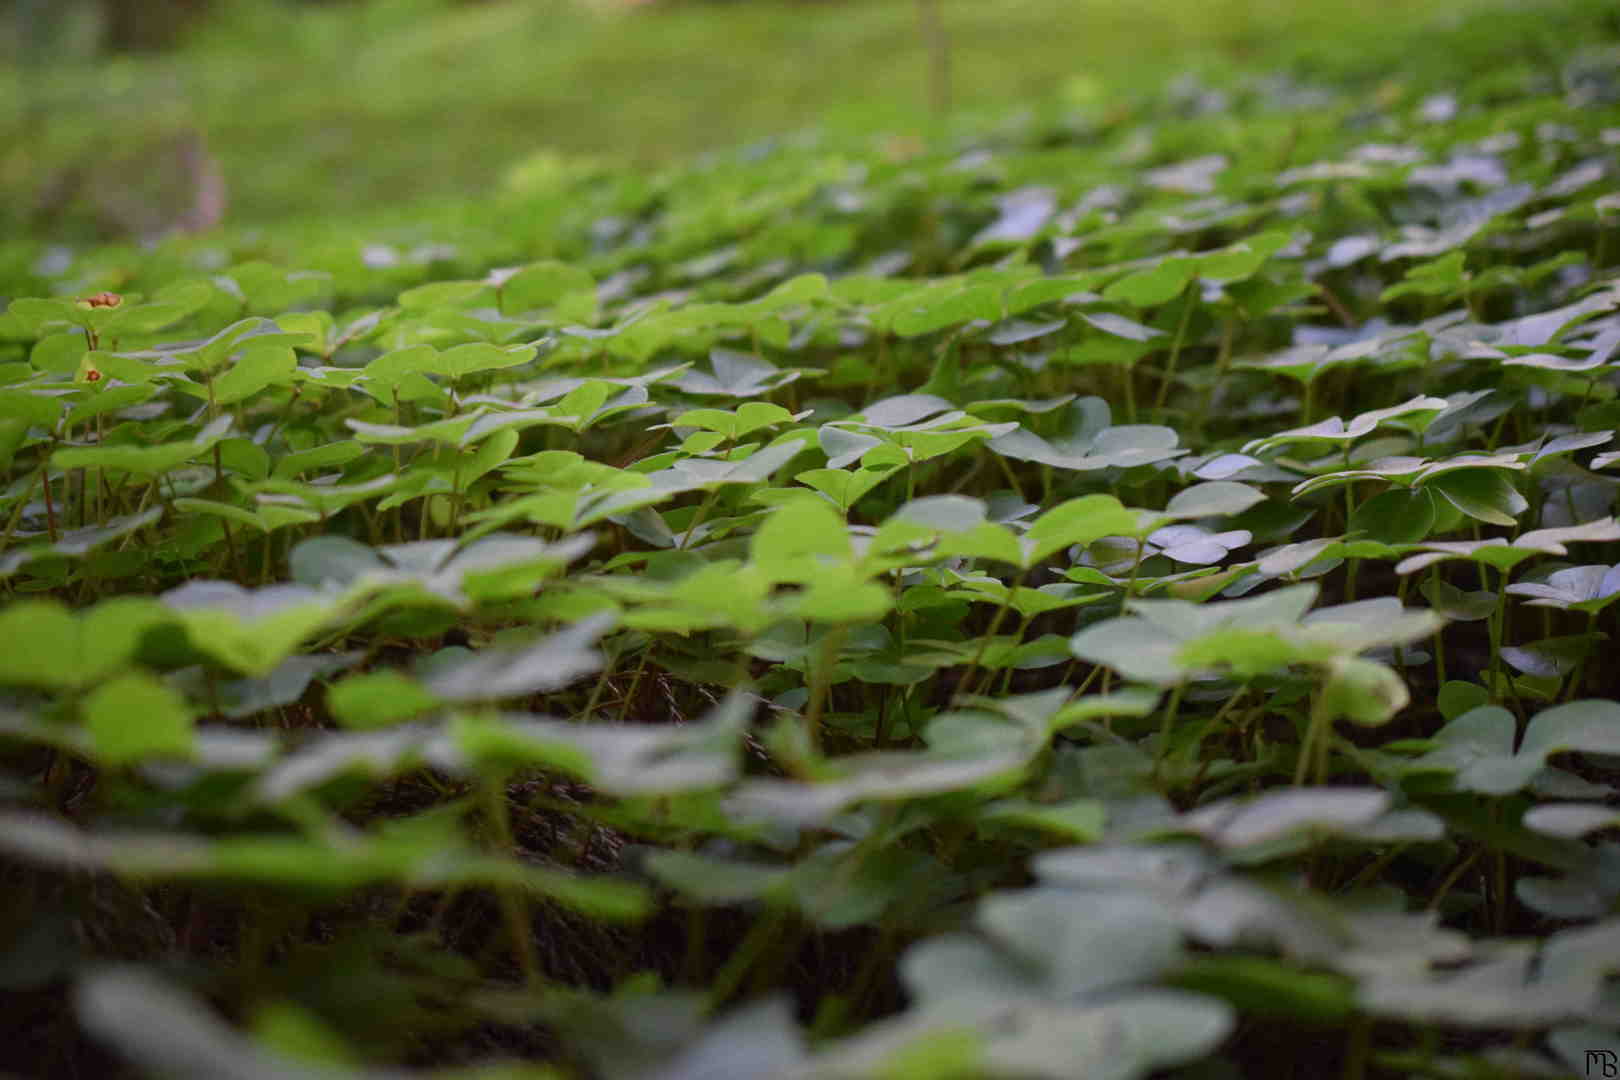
[4,0,1591,231]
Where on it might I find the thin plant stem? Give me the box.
[678,487,722,551]
[0,467,42,559]
[482,775,540,988]
[1153,286,1195,412]
[1294,681,1335,787]
[1154,680,1187,777]
[705,909,786,1014]
[805,624,848,754]
[616,645,654,725]
[41,461,58,542]
[1427,849,1481,913]
[960,571,1026,698]
[1342,1017,1370,1080]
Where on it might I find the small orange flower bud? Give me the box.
[79,292,123,309]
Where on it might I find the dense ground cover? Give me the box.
[4,0,1620,1076]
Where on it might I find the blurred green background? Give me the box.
[3,0,1607,239]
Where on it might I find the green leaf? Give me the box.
[1164,481,1265,519]
[1380,251,1468,303]
[1070,617,1183,685]
[1172,955,1355,1023]
[454,690,747,796]
[328,671,442,729]
[748,272,830,311]
[250,1001,359,1069]
[495,260,596,316]
[1438,680,1491,721]
[83,671,194,764]
[982,799,1107,841]
[398,279,493,309]
[1195,230,1294,282]
[53,415,234,476]
[272,440,365,479]
[1023,494,1140,565]
[0,601,82,689]
[8,297,82,337]
[1350,487,1436,544]
[1103,258,1197,307]
[163,580,343,677]
[1423,468,1528,526]
[1417,700,1620,795]
[643,850,790,904]
[978,888,1183,997]
[796,466,894,512]
[435,342,537,379]
[423,614,612,702]
[1181,787,1391,850]
[191,318,312,374]
[1319,655,1410,725]
[77,968,325,1080]
[791,574,893,622]
[752,498,853,578]
[0,388,64,428]
[886,284,1002,337]
[211,343,296,405]
[30,331,87,376]
[360,344,439,401]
